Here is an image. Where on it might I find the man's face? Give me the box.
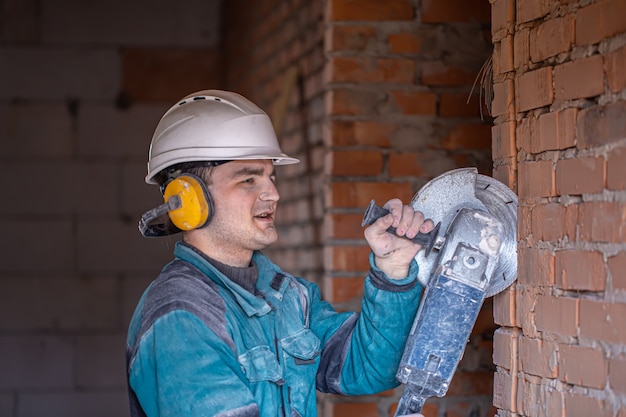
[204,159,281,255]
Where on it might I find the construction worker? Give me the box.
[126,90,433,417]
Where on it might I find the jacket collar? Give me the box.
[174,241,290,317]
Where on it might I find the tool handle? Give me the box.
[361,200,439,248]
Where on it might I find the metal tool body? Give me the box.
[361,168,518,416]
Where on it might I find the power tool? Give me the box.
[362,168,518,416]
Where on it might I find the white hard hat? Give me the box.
[145,89,299,184]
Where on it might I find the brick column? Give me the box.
[491,0,626,415]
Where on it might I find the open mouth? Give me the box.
[255,212,274,220]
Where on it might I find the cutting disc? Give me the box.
[410,168,518,297]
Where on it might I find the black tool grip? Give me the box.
[361,200,440,253]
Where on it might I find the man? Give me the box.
[126,89,431,417]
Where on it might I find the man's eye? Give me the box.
[243,178,255,184]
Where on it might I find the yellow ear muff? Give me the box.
[163,175,211,231]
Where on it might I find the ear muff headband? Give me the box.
[163,174,213,231]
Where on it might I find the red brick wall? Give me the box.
[222,0,327,285]
[224,0,495,416]
[491,0,626,415]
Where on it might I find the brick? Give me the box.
[515,67,553,112]
[77,219,174,273]
[516,0,550,23]
[519,336,558,377]
[558,344,607,389]
[330,401,378,417]
[122,48,222,102]
[577,102,626,149]
[326,120,393,147]
[422,0,490,23]
[440,92,482,118]
[515,115,534,152]
[325,89,386,116]
[325,213,366,239]
[556,157,605,196]
[609,252,626,291]
[76,334,127,387]
[493,369,517,411]
[325,246,371,272]
[328,0,414,21]
[493,328,518,370]
[421,61,477,86]
[77,103,167,158]
[519,205,532,242]
[323,275,366,302]
[492,162,517,191]
[448,370,495,396]
[531,202,578,242]
[513,28,530,70]
[493,35,514,74]
[534,108,577,152]
[390,90,437,115]
[0,278,118,330]
[328,181,413,208]
[534,294,578,336]
[554,55,604,101]
[518,160,555,199]
[580,299,626,344]
[388,32,421,54]
[491,0,515,40]
[579,202,626,243]
[122,162,165,216]
[0,335,73,389]
[609,355,626,395]
[442,123,491,150]
[42,0,220,45]
[0,220,73,272]
[19,392,128,417]
[491,79,515,117]
[388,152,425,177]
[575,0,626,46]
[564,393,612,417]
[516,286,540,337]
[606,44,626,93]
[556,250,605,291]
[493,286,517,327]
[529,15,574,62]
[492,121,516,159]
[0,103,72,158]
[608,147,626,190]
[0,47,120,100]
[326,25,378,52]
[328,150,384,176]
[327,56,415,83]
[0,161,119,216]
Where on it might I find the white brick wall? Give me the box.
[18,392,129,417]
[0,0,223,415]
[41,0,222,47]
[0,104,73,157]
[0,47,120,100]
[76,104,168,158]
[0,278,119,329]
[0,336,74,389]
[0,221,74,272]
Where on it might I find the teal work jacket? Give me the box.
[126,241,422,417]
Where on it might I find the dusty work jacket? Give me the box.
[126,241,422,417]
